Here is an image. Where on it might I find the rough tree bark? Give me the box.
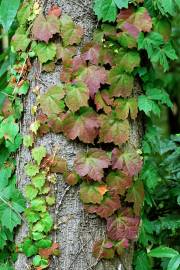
[15,0,142,269]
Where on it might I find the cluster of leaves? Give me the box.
[134,126,180,270]
[0,0,37,267]
[18,142,64,269]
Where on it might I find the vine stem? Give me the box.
[0,195,27,224]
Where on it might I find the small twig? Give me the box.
[56,186,71,210]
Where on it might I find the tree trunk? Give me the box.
[15,0,142,269]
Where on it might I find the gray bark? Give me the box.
[15,1,142,269]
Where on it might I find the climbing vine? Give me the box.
[0,0,179,269]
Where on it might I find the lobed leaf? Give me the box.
[74,148,111,181]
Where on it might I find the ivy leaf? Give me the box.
[0,116,19,143]
[74,148,111,181]
[32,172,46,190]
[115,239,129,256]
[138,95,161,117]
[126,179,145,215]
[39,242,59,259]
[39,85,65,116]
[32,14,59,43]
[85,192,121,218]
[93,0,129,23]
[134,251,151,270]
[64,81,89,112]
[107,209,140,241]
[99,112,130,145]
[60,14,83,46]
[25,185,39,200]
[56,44,76,62]
[117,7,152,38]
[63,108,100,143]
[77,65,108,98]
[109,67,134,98]
[112,148,143,176]
[11,27,31,52]
[114,50,140,73]
[64,171,80,186]
[23,135,34,148]
[0,0,20,32]
[25,163,39,177]
[22,238,38,257]
[30,120,40,135]
[50,156,67,173]
[48,5,62,17]
[24,208,40,224]
[106,171,132,195]
[93,239,115,259]
[114,98,138,120]
[34,42,57,64]
[32,146,47,165]
[94,91,112,114]
[82,43,101,65]
[80,182,108,204]
[138,32,177,71]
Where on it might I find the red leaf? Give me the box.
[77,65,108,98]
[62,108,100,143]
[112,148,143,176]
[64,171,79,186]
[39,243,59,259]
[107,209,140,241]
[93,239,115,259]
[74,148,111,181]
[125,179,144,215]
[99,113,130,145]
[48,5,62,17]
[117,7,152,38]
[32,14,60,43]
[115,239,129,256]
[85,192,121,218]
[106,171,132,195]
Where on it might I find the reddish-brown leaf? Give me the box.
[64,171,80,186]
[114,97,138,120]
[106,171,132,195]
[107,209,140,241]
[99,112,130,145]
[62,108,100,143]
[117,7,152,38]
[39,243,59,259]
[74,148,111,181]
[32,14,60,43]
[76,65,108,98]
[80,182,108,204]
[93,239,115,259]
[85,192,121,218]
[111,148,143,176]
[48,5,62,17]
[82,43,100,65]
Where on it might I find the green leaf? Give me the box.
[93,0,129,22]
[30,120,40,134]
[31,198,46,212]
[32,172,46,190]
[22,238,38,257]
[134,251,151,270]
[25,185,39,200]
[25,163,39,177]
[23,134,34,148]
[126,179,144,215]
[114,98,138,120]
[167,255,180,270]
[65,82,89,112]
[148,246,179,258]
[60,14,83,46]
[0,116,19,143]
[39,85,65,116]
[32,146,47,165]
[138,95,161,117]
[11,27,31,52]
[33,255,41,267]
[34,42,57,64]
[0,0,20,32]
